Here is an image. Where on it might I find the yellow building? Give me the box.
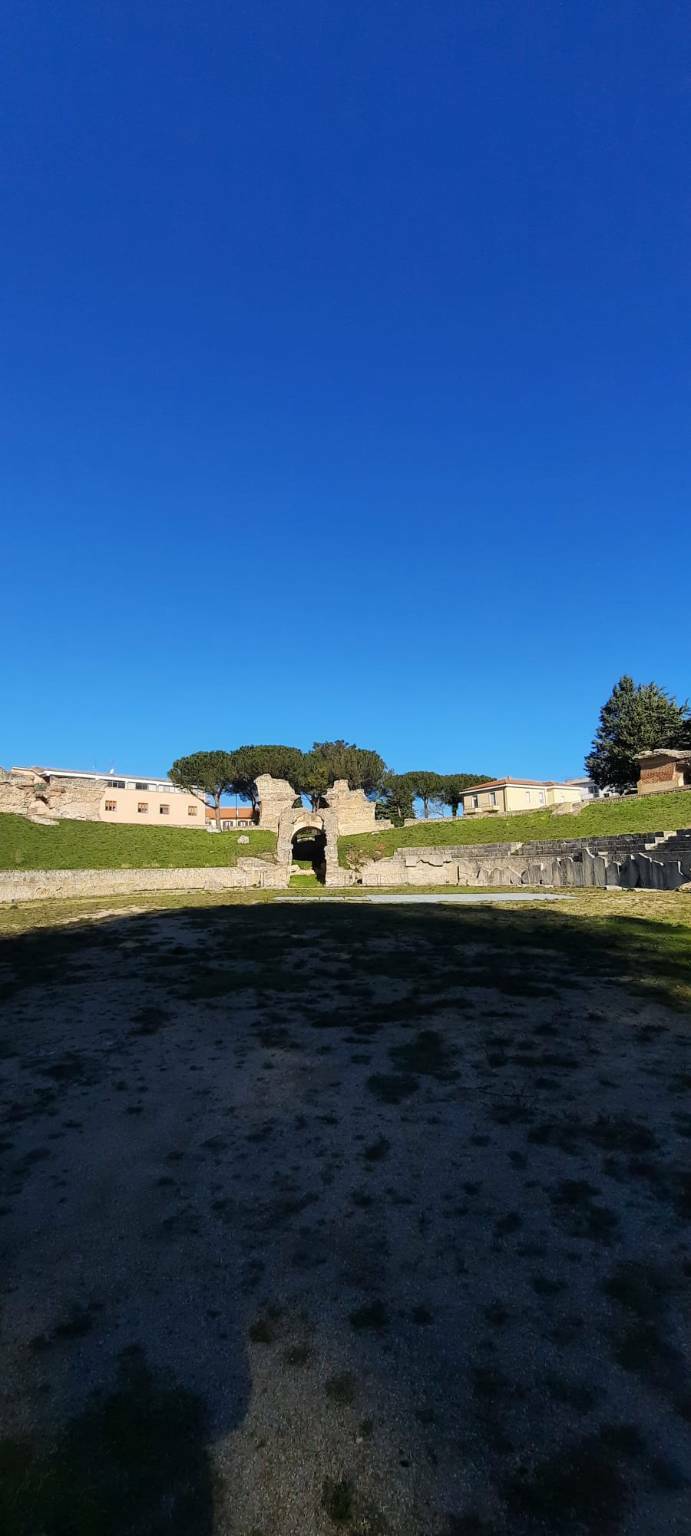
[460,777,584,817]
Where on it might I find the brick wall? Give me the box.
[638,762,681,795]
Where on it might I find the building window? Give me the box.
[159,804,170,815]
[539,791,545,805]
[137,802,148,814]
[472,795,479,809]
[188,805,197,816]
[526,790,531,802]
[107,779,125,789]
[136,782,149,791]
[105,799,117,812]
[490,791,496,806]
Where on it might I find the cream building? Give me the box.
[14,767,205,827]
[460,777,584,817]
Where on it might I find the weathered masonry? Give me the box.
[350,830,691,892]
[0,863,289,903]
[0,766,203,826]
[636,750,691,797]
[254,775,388,885]
[2,766,690,899]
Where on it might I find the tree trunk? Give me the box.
[214,792,222,832]
[423,797,429,819]
[451,803,458,818]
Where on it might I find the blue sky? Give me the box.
[2,0,689,783]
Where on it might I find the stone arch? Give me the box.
[291,822,327,881]
[276,806,339,884]
[291,813,326,839]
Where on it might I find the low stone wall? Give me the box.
[354,830,691,893]
[0,858,289,903]
[5,829,691,903]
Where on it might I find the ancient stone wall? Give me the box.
[0,857,290,903]
[275,806,341,885]
[256,774,389,882]
[323,780,386,834]
[255,775,297,832]
[354,830,691,893]
[0,768,105,823]
[256,775,388,835]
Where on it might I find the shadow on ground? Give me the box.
[0,901,689,1535]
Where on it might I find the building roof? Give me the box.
[461,777,574,795]
[13,765,108,781]
[205,805,255,819]
[636,749,691,763]
[14,766,181,789]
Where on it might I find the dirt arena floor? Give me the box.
[1,894,690,1534]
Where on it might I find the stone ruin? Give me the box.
[0,767,386,885]
[3,763,688,896]
[256,775,388,885]
[350,829,691,893]
[0,767,105,824]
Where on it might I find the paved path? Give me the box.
[281,891,574,904]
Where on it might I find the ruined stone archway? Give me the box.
[276,807,340,885]
[255,775,388,887]
[290,825,327,882]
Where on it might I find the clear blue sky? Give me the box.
[2,1,689,782]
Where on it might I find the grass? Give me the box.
[0,813,276,870]
[321,1478,355,1523]
[0,885,690,1008]
[338,789,691,865]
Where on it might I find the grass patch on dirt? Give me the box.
[0,1347,210,1536]
[504,1423,644,1529]
[389,1028,458,1080]
[321,1477,355,1522]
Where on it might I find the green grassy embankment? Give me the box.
[0,813,276,870]
[338,791,691,867]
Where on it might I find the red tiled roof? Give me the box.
[205,805,255,820]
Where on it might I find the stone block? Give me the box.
[582,850,607,887]
[619,856,640,889]
[255,776,296,832]
[662,860,684,890]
